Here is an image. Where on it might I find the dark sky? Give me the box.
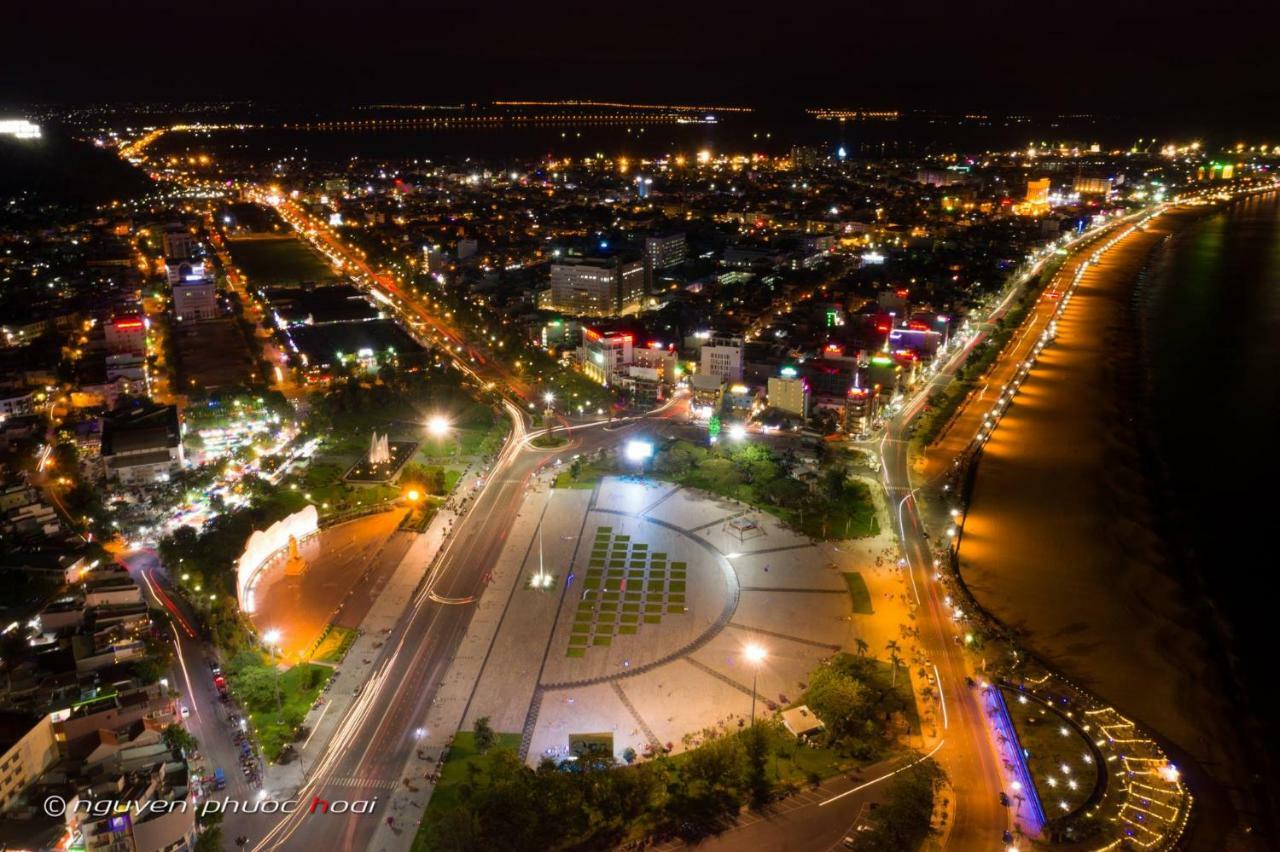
[6,0,1278,130]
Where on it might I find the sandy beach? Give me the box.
[955,207,1267,850]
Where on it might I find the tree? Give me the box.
[855,638,869,657]
[806,666,873,744]
[886,640,903,687]
[162,724,199,755]
[195,825,224,852]
[232,665,278,710]
[474,716,496,754]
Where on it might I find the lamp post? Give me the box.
[744,643,767,724]
[263,629,283,716]
[427,415,459,458]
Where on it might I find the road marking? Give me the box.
[818,739,945,807]
[933,663,949,729]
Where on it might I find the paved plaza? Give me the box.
[248,509,409,661]
[454,475,909,765]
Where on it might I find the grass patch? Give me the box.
[1003,688,1098,817]
[226,236,337,285]
[310,625,357,663]
[842,572,874,615]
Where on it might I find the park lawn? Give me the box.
[226,236,337,285]
[554,458,616,489]
[310,626,357,663]
[530,433,569,449]
[247,663,332,761]
[413,731,522,852]
[1002,688,1098,816]
[279,461,399,514]
[843,572,874,614]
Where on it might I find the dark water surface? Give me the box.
[1138,190,1280,833]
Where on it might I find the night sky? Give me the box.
[6,0,1279,131]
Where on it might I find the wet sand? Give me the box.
[956,209,1264,849]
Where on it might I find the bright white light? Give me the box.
[728,423,747,441]
[743,643,767,665]
[543,392,555,406]
[263,629,282,647]
[427,415,451,438]
[0,119,41,140]
[625,440,653,462]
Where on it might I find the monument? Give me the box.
[283,533,307,577]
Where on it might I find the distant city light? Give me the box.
[0,119,41,140]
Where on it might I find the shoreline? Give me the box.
[955,204,1269,850]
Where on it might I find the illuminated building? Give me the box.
[768,370,810,417]
[1073,175,1113,198]
[548,257,645,317]
[163,257,205,286]
[844,383,879,434]
[1025,177,1051,205]
[700,335,744,382]
[631,341,678,380]
[104,315,146,356]
[580,328,633,386]
[172,278,217,322]
[864,353,902,393]
[645,233,686,271]
[844,386,878,433]
[915,167,969,187]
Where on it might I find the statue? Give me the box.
[283,533,307,577]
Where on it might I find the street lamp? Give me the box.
[426,415,450,438]
[743,643,767,724]
[728,423,747,442]
[263,629,283,715]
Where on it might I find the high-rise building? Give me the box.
[767,370,810,418]
[645,233,686,271]
[844,384,879,434]
[1025,178,1051,206]
[547,257,646,317]
[700,335,744,382]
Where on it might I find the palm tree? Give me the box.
[854,638,869,657]
[885,640,902,687]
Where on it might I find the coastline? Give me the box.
[954,205,1269,850]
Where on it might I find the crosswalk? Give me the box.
[321,776,400,791]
